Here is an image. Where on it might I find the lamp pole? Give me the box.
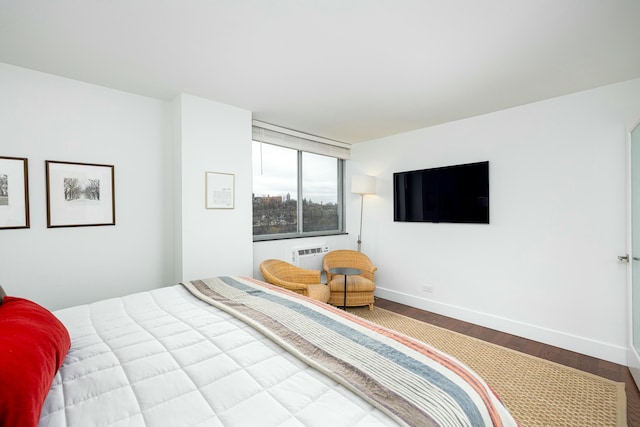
[352,175,375,252]
[357,193,365,252]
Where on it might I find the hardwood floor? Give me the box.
[375,298,640,427]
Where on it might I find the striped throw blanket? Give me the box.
[182,276,517,427]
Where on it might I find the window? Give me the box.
[252,122,349,240]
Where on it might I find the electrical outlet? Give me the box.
[422,285,433,293]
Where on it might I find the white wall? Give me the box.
[0,63,173,310]
[350,78,640,364]
[174,94,253,281]
[0,65,255,310]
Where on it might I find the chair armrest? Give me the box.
[290,269,322,284]
[260,259,322,292]
[268,278,309,293]
[360,265,377,281]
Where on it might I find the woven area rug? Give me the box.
[347,306,626,427]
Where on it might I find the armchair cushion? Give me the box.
[306,284,332,302]
[327,275,375,293]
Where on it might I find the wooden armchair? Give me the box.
[259,259,330,303]
[322,250,377,310]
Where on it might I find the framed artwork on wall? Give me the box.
[46,160,115,228]
[206,171,234,209]
[0,156,30,229]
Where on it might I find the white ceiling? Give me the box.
[1,1,639,144]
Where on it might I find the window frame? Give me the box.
[252,144,346,242]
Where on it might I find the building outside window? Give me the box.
[252,123,349,240]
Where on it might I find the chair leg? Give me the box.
[368,303,374,311]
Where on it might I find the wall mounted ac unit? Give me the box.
[291,245,329,270]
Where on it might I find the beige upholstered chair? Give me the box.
[322,250,377,310]
[259,259,330,303]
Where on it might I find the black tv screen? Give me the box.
[393,161,489,223]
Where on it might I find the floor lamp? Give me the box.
[351,175,376,252]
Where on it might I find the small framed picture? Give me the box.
[206,172,234,209]
[46,160,115,228]
[0,156,30,229]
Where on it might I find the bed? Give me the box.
[0,276,518,427]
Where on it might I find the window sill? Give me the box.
[253,231,348,243]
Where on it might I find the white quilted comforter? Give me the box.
[40,284,399,427]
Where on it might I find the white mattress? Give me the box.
[39,285,398,427]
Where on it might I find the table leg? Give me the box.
[343,275,347,310]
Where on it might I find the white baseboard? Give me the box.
[375,287,627,365]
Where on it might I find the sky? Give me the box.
[252,141,338,204]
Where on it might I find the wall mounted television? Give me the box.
[393,161,489,224]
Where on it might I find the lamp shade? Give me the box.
[351,175,376,195]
